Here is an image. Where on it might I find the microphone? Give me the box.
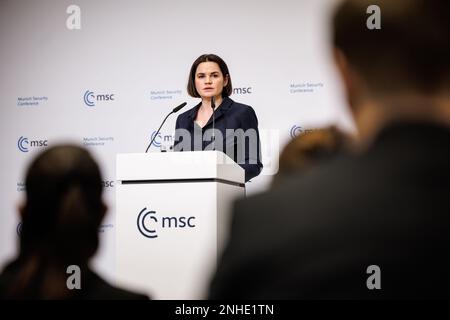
[172,103,186,113]
[211,96,216,150]
[145,102,187,153]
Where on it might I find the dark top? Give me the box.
[209,121,450,299]
[0,260,149,300]
[174,96,263,182]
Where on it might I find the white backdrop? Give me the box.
[0,0,353,283]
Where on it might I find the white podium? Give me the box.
[115,151,245,299]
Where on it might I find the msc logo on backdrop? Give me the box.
[17,181,26,192]
[137,207,196,239]
[83,90,115,107]
[102,180,115,188]
[233,87,252,95]
[18,136,29,152]
[290,125,304,138]
[290,125,315,139]
[150,131,174,148]
[18,136,48,153]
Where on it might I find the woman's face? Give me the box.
[194,61,228,99]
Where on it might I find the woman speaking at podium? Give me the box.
[174,54,262,182]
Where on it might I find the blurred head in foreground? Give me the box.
[1,145,106,299]
[272,126,349,187]
[333,0,450,143]
[1,145,149,299]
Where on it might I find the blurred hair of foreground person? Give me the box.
[0,145,149,300]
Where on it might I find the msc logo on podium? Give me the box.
[137,208,158,238]
[137,207,196,239]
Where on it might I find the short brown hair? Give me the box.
[187,54,233,98]
[333,0,450,94]
[272,126,348,187]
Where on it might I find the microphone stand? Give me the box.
[211,96,216,151]
[145,111,173,153]
[145,102,187,153]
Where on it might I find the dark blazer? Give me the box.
[0,260,149,300]
[209,121,450,299]
[174,96,263,182]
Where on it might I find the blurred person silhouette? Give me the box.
[0,145,149,299]
[209,0,450,299]
[271,126,349,187]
